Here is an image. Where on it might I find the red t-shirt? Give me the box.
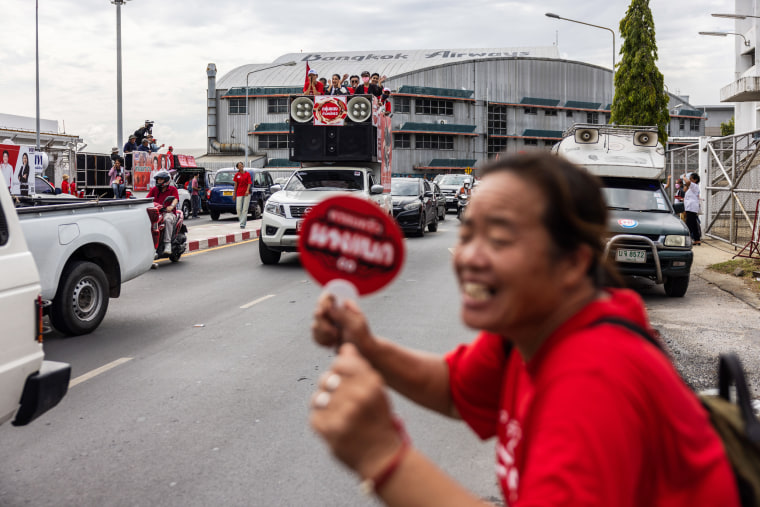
[233,171,252,197]
[445,288,739,507]
[147,185,179,207]
[302,81,324,94]
[61,180,70,194]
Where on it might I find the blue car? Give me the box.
[207,168,274,221]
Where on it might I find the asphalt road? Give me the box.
[2,216,758,506]
[0,215,500,507]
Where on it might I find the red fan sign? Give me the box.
[298,195,404,296]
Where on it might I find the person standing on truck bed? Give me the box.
[353,70,382,97]
[304,69,323,95]
[683,172,701,246]
[326,73,350,95]
[147,170,179,253]
[233,162,252,229]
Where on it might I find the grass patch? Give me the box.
[708,258,760,294]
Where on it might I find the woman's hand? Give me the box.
[310,343,404,478]
[311,293,374,352]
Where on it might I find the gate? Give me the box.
[667,131,760,252]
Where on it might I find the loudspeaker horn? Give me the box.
[574,128,599,144]
[290,97,314,123]
[347,96,372,123]
[633,130,658,147]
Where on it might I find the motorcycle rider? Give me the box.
[147,170,179,254]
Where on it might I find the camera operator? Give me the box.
[134,120,153,145]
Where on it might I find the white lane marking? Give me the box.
[69,357,133,388]
[240,294,275,309]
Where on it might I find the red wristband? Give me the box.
[360,417,410,496]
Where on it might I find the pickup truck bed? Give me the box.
[16,197,155,335]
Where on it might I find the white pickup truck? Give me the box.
[259,165,392,264]
[0,183,70,426]
[15,195,156,335]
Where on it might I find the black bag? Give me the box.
[594,317,760,507]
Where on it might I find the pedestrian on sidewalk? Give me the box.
[309,152,738,506]
[233,162,251,229]
[683,172,701,245]
[190,174,200,219]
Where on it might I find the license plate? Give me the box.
[446,197,455,202]
[223,190,233,196]
[296,220,304,232]
[616,249,646,263]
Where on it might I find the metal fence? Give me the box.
[667,131,760,250]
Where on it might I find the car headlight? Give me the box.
[265,201,285,217]
[403,201,421,211]
[664,235,689,247]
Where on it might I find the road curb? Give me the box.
[188,228,260,252]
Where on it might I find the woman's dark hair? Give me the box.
[332,74,340,80]
[478,152,620,288]
[691,173,700,184]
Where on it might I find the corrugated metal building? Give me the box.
[204,48,704,176]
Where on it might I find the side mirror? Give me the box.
[370,184,384,195]
[270,184,282,193]
[424,191,433,198]
[673,201,685,214]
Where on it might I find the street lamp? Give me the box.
[711,13,760,20]
[111,0,131,154]
[699,31,751,46]
[244,60,297,168]
[545,12,616,71]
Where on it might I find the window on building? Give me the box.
[229,98,247,115]
[690,119,701,131]
[604,113,611,124]
[544,109,558,116]
[267,98,288,114]
[679,118,685,130]
[487,138,508,157]
[524,107,538,115]
[394,133,411,149]
[586,112,599,124]
[415,135,454,150]
[258,135,289,149]
[394,97,411,114]
[415,99,453,116]
[487,105,508,136]
[566,110,573,118]
[524,138,538,146]
[544,140,555,147]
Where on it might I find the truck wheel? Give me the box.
[50,261,109,336]
[182,201,191,219]
[259,239,281,265]
[209,210,220,221]
[664,276,689,297]
[428,213,438,232]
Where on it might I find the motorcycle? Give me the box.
[456,193,469,221]
[147,199,187,263]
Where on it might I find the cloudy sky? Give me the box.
[1,0,741,153]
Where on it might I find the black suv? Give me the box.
[391,178,438,236]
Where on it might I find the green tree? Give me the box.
[610,0,670,143]
[720,116,735,136]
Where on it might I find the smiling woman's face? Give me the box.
[453,172,565,337]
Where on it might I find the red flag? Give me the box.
[303,62,311,93]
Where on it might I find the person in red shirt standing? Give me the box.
[60,174,70,194]
[147,170,179,254]
[303,69,324,95]
[232,162,252,229]
[308,152,740,506]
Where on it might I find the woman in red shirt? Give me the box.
[308,152,739,506]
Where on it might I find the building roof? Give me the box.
[522,129,564,139]
[216,47,561,90]
[395,85,474,100]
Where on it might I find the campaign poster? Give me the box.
[135,153,170,191]
[1,144,38,196]
[313,95,348,126]
[377,114,393,192]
